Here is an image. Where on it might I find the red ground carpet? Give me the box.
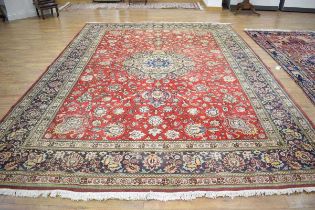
[0,23,314,200]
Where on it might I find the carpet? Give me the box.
[0,23,314,200]
[65,2,202,10]
[246,30,315,104]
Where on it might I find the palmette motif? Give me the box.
[0,23,314,191]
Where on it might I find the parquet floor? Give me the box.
[0,5,314,210]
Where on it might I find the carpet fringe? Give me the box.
[85,22,231,24]
[0,187,314,201]
[244,28,315,32]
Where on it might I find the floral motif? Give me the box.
[129,130,145,140]
[149,128,162,137]
[113,108,124,115]
[139,106,150,113]
[24,153,46,169]
[227,118,258,135]
[81,75,93,81]
[148,116,163,126]
[261,153,284,169]
[187,108,199,115]
[0,151,12,164]
[143,154,162,171]
[185,124,206,137]
[62,153,83,171]
[141,88,171,108]
[183,155,203,172]
[223,153,245,172]
[102,155,123,172]
[54,116,86,135]
[295,151,312,164]
[163,106,172,112]
[223,75,236,82]
[205,107,219,117]
[104,123,124,138]
[165,130,180,140]
[94,107,107,117]
[123,159,140,174]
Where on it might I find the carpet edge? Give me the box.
[242,29,315,128]
[0,187,314,201]
[244,28,315,32]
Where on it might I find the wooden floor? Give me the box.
[0,5,315,210]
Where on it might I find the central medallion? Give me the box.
[123,50,195,80]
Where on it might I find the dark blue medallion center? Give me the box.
[146,58,171,68]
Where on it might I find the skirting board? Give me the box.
[93,0,122,2]
[281,7,315,13]
[229,5,279,11]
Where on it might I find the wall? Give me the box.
[4,0,37,21]
[203,0,222,7]
[56,0,203,4]
[283,0,315,9]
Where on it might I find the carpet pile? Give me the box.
[0,23,314,200]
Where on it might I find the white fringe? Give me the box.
[85,22,231,24]
[244,28,315,32]
[0,187,314,201]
